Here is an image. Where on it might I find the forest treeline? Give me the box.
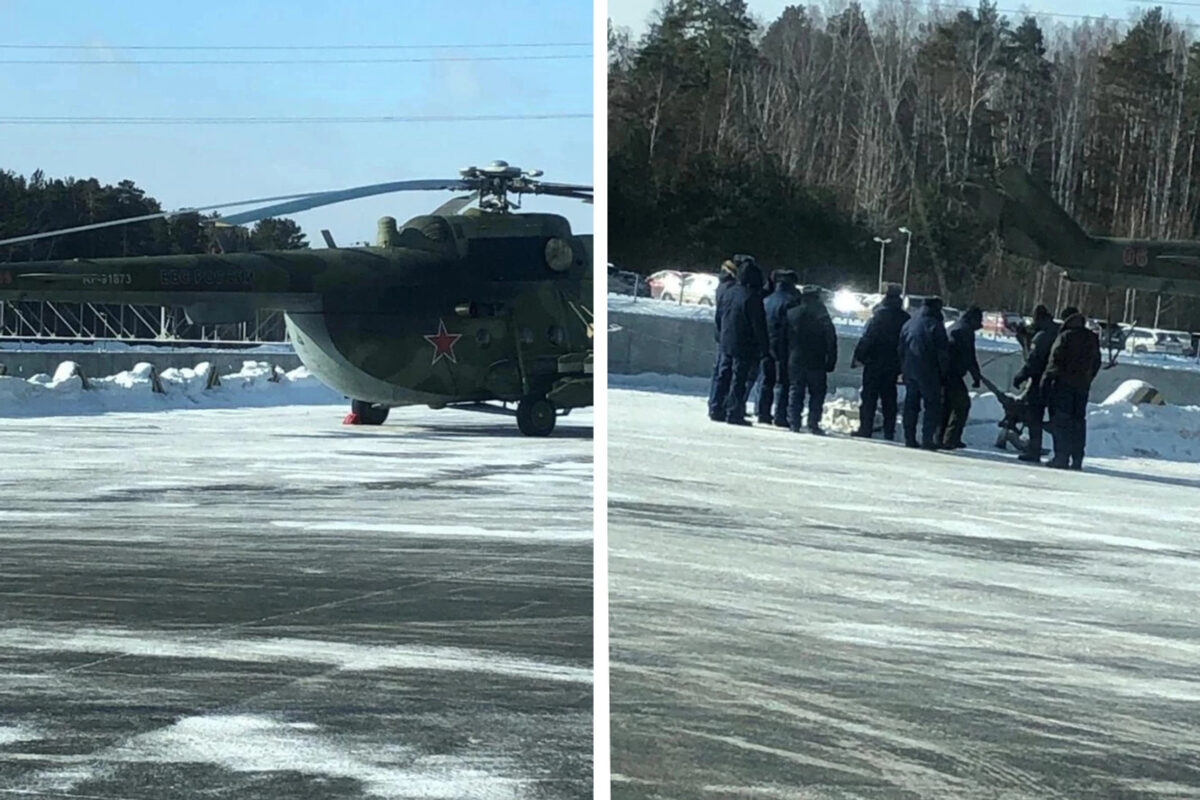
[609,0,1200,329]
[0,170,308,261]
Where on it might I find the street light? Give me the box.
[898,226,913,296]
[873,236,891,293]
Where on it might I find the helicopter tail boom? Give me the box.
[0,251,322,314]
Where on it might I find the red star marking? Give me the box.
[423,319,463,366]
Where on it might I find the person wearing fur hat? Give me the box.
[851,283,909,439]
[712,255,769,425]
[761,269,801,426]
[1042,306,1101,469]
[941,306,984,449]
[1013,304,1058,462]
[707,259,742,421]
[898,296,950,449]
[785,284,838,434]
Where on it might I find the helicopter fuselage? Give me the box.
[0,211,593,411]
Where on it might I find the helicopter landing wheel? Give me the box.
[346,399,389,426]
[516,396,556,437]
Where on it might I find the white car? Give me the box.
[682,273,721,306]
[647,270,721,306]
[1124,327,1188,356]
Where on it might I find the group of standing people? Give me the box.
[854,290,984,451]
[706,254,1104,469]
[852,291,1102,467]
[707,255,837,434]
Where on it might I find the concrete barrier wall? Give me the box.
[610,309,1200,405]
[0,347,302,381]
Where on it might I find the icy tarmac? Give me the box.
[609,388,1200,799]
[0,404,592,798]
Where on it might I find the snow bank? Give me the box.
[614,373,1200,463]
[0,360,342,417]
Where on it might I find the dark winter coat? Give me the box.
[716,261,768,359]
[713,271,737,343]
[1014,316,1058,387]
[853,295,909,374]
[786,294,838,375]
[764,282,801,361]
[947,319,982,383]
[898,304,950,384]
[1043,313,1101,394]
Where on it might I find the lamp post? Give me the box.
[898,226,913,296]
[873,236,891,293]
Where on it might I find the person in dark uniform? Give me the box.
[707,259,740,421]
[1013,304,1058,462]
[851,284,909,439]
[941,306,983,449]
[898,296,950,449]
[786,285,837,434]
[1043,307,1101,469]
[714,256,768,425]
[763,270,800,427]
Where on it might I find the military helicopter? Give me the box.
[0,160,593,436]
[963,162,1200,296]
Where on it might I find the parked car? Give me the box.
[1157,329,1195,356]
[646,270,721,306]
[682,272,721,306]
[982,311,1023,337]
[646,269,684,301]
[1123,327,1188,356]
[608,263,649,297]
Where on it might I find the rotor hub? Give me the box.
[457,161,555,212]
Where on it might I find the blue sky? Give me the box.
[0,0,593,245]
[609,0,1200,39]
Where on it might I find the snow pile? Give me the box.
[1103,379,1164,405]
[0,360,342,416]
[1085,401,1200,461]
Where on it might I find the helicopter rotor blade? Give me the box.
[526,181,593,202]
[0,190,327,248]
[0,172,590,249]
[218,179,471,225]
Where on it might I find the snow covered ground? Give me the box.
[0,405,592,798]
[609,386,1200,799]
[0,360,341,416]
[611,373,1200,464]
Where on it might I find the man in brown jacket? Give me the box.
[1041,306,1102,469]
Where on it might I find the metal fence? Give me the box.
[0,301,288,344]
